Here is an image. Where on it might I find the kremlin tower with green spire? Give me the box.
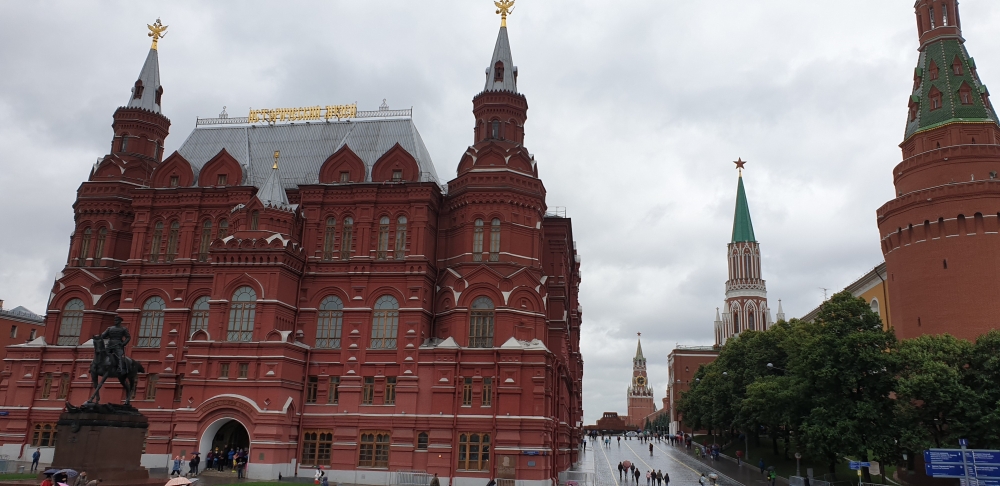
[716,160,771,345]
[877,0,1000,340]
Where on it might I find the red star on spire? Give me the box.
[734,158,747,170]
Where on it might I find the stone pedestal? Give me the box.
[50,405,149,482]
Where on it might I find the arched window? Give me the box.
[370,296,399,349]
[340,217,354,260]
[870,298,880,316]
[120,134,129,152]
[323,217,336,261]
[744,253,752,278]
[57,299,85,345]
[155,86,163,105]
[198,220,212,262]
[250,211,259,230]
[469,297,495,348]
[133,80,144,100]
[732,311,740,334]
[227,286,257,342]
[747,311,755,332]
[417,432,429,450]
[473,219,484,262]
[489,219,501,262]
[165,221,180,262]
[494,61,505,82]
[377,216,390,260]
[316,296,344,349]
[491,120,500,140]
[78,227,92,266]
[149,221,164,263]
[394,216,407,260]
[138,296,166,347]
[218,219,229,239]
[190,296,210,337]
[92,227,107,267]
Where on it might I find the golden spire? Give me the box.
[273,151,280,170]
[147,18,168,50]
[495,0,515,27]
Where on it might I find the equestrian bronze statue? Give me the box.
[85,316,145,406]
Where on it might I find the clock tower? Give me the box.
[626,334,656,427]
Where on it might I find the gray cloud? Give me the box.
[3,1,999,424]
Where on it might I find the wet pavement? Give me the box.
[579,437,771,486]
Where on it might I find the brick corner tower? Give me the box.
[718,164,770,345]
[626,335,655,427]
[877,0,1000,340]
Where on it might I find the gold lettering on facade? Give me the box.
[248,104,357,124]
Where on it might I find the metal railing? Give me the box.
[789,476,832,486]
[393,469,432,486]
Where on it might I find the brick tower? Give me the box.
[626,335,655,427]
[877,0,1000,340]
[717,162,770,345]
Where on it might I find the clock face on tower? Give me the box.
[635,376,646,387]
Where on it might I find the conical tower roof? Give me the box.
[904,3,999,141]
[484,26,517,93]
[732,174,756,243]
[127,48,163,113]
[257,156,290,208]
[634,336,644,360]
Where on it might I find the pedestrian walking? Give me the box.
[30,448,41,472]
[617,436,621,447]
[699,473,707,486]
[736,449,743,466]
[649,443,653,455]
[759,459,766,475]
[429,472,440,486]
[618,462,624,482]
[73,472,88,486]
[663,471,670,486]
[633,468,641,484]
[646,470,651,486]
[768,469,777,486]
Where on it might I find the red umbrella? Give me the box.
[623,460,632,469]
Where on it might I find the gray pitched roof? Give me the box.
[127,49,162,113]
[176,117,440,190]
[484,27,518,93]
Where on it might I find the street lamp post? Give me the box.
[795,452,802,477]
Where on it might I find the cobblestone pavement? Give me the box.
[579,438,754,486]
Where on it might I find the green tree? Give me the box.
[895,334,975,453]
[789,291,898,480]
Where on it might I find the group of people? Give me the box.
[38,471,101,486]
[169,454,201,478]
[205,447,250,477]
[616,462,669,486]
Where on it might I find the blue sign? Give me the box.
[523,451,540,456]
[0,411,8,416]
[850,462,861,471]
[861,462,872,468]
[975,466,1000,479]
[971,452,1000,465]
[927,464,968,478]
[927,450,966,464]
[961,479,1000,486]
[963,439,970,447]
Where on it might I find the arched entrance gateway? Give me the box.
[199,417,251,460]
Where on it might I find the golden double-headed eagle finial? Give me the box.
[148,18,168,50]
[495,0,515,27]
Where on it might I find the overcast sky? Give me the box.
[2,1,1000,425]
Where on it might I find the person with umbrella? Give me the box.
[73,471,88,486]
[164,477,195,486]
[188,453,200,477]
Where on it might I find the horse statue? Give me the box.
[85,334,145,406]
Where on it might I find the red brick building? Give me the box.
[877,0,1000,341]
[665,346,718,434]
[0,302,44,358]
[0,17,583,485]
